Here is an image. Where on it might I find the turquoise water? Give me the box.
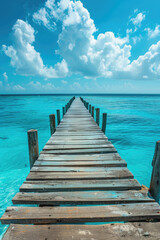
[0,94,160,238]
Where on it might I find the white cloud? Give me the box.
[130,12,146,28]
[32,1,160,80]
[3,0,160,81]
[132,35,142,44]
[3,72,8,82]
[3,19,68,79]
[61,80,67,84]
[29,81,56,91]
[13,84,25,91]
[33,8,56,31]
[125,41,160,79]
[33,0,130,79]
[145,25,160,39]
[0,80,25,92]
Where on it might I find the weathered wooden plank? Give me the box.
[13,190,154,205]
[55,130,103,133]
[46,140,109,145]
[58,121,97,124]
[1,203,160,224]
[20,179,141,192]
[58,126,99,129]
[49,136,108,140]
[27,169,133,180]
[53,132,106,136]
[41,147,117,154]
[31,166,128,173]
[43,143,114,150]
[57,123,99,127]
[34,159,127,167]
[57,125,100,129]
[38,153,121,161]
[3,222,160,240]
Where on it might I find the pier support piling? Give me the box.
[86,102,89,110]
[92,106,94,118]
[56,109,60,125]
[63,107,65,116]
[102,113,107,134]
[96,108,100,126]
[27,129,39,169]
[149,140,160,202]
[49,114,56,135]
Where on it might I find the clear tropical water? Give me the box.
[0,94,160,238]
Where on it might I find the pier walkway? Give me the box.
[1,97,160,239]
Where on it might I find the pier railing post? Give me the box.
[27,129,39,169]
[86,102,89,110]
[102,113,107,134]
[96,108,100,126]
[63,107,65,116]
[49,114,56,135]
[56,109,60,125]
[89,104,91,114]
[92,106,94,118]
[149,140,160,202]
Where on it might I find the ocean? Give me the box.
[0,94,160,238]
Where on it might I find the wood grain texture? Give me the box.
[34,159,127,167]
[27,168,133,180]
[3,223,160,240]
[1,203,160,224]
[31,166,129,172]
[20,179,141,192]
[38,153,121,161]
[13,190,153,205]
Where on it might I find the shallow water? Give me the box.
[0,94,160,238]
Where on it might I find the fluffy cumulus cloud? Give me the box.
[145,25,160,39]
[32,0,131,79]
[130,11,146,29]
[33,8,56,31]
[3,19,68,78]
[3,0,160,81]
[127,41,160,79]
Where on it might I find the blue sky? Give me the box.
[0,0,160,93]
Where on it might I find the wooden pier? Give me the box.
[1,97,160,239]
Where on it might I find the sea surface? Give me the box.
[0,94,160,238]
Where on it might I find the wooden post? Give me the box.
[86,102,89,110]
[92,106,94,118]
[89,104,91,114]
[56,109,60,125]
[102,113,107,134]
[49,114,56,135]
[96,108,100,126]
[149,140,160,202]
[27,129,39,169]
[63,107,65,116]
